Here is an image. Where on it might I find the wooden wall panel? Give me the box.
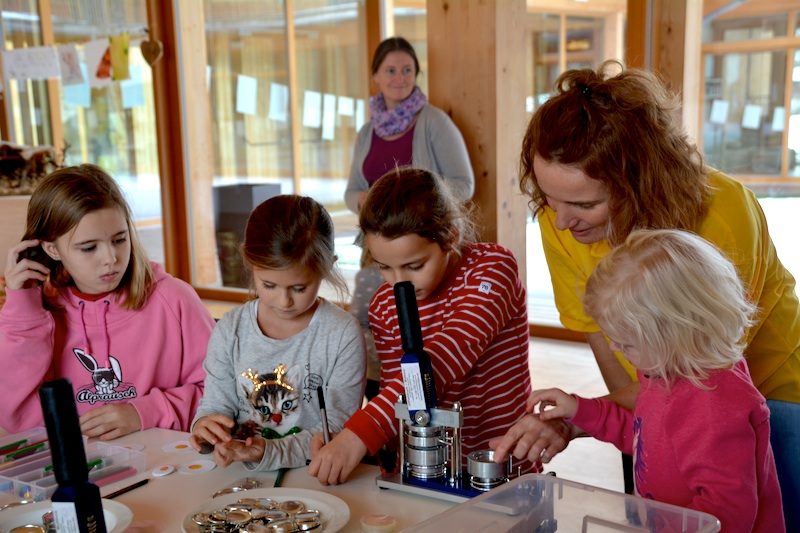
[148,0,218,285]
[426,0,528,279]
[625,0,699,137]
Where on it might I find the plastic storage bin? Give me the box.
[402,473,721,533]
[0,431,144,502]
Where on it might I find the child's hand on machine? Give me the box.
[5,240,50,290]
[80,403,142,440]
[308,428,366,485]
[190,414,235,452]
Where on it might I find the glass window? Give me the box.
[1,1,51,146]
[789,49,800,177]
[197,0,366,292]
[527,13,560,113]
[703,51,786,176]
[565,16,604,70]
[701,4,800,284]
[200,1,290,288]
[392,1,427,94]
[1,1,163,263]
[294,0,367,294]
[703,11,786,43]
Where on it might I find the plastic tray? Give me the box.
[0,430,143,502]
[401,473,721,532]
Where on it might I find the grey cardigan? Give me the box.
[344,104,475,213]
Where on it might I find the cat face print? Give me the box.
[240,364,301,437]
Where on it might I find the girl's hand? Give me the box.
[190,415,235,450]
[527,388,578,420]
[5,240,49,290]
[307,428,366,485]
[79,403,142,440]
[213,437,266,467]
[489,415,573,465]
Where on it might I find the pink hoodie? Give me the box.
[0,262,214,433]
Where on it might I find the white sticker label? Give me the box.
[52,501,80,533]
[478,281,492,294]
[401,362,426,410]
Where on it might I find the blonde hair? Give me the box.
[583,229,756,388]
[24,164,154,310]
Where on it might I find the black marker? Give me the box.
[317,385,331,444]
[106,478,148,499]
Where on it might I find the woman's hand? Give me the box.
[307,428,367,485]
[489,409,575,465]
[4,240,49,290]
[79,403,142,440]
[213,436,266,467]
[190,414,235,450]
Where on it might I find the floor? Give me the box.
[528,337,625,493]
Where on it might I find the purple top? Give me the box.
[362,125,415,185]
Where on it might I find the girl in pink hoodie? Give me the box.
[1,164,214,439]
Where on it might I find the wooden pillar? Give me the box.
[626,0,687,89]
[148,0,217,285]
[625,0,700,140]
[426,0,528,279]
[365,0,382,95]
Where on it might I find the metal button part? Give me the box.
[265,518,296,532]
[277,500,305,514]
[9,526,46,533]
[467,449,508,491]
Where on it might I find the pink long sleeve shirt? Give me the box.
[0,262,214,433]
[570,361,784,532]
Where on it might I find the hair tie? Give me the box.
[579,83,592,99]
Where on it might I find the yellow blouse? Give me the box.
[539,170,800,402]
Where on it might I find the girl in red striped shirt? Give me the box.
[309,168,568,485]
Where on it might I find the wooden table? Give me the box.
[83,428,453,532]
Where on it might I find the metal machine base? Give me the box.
[376,472,486,503]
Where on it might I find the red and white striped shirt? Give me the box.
[344,242,532,465]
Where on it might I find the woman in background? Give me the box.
[345,36,474,397]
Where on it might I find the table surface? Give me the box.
[0,428,454,532]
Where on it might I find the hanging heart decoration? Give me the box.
[141,38,163,66]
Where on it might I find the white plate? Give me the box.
[0,498,132,532]
[181,487,350,532]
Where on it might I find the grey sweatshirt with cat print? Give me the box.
[193,298,366,470]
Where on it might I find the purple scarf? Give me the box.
[369,86,427,138]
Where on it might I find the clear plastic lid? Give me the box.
[401,473,721,533]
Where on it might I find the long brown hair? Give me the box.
[358,168,475,259]
[519,60,710,245]
[241,195,348,300]
[23,164,154,309]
